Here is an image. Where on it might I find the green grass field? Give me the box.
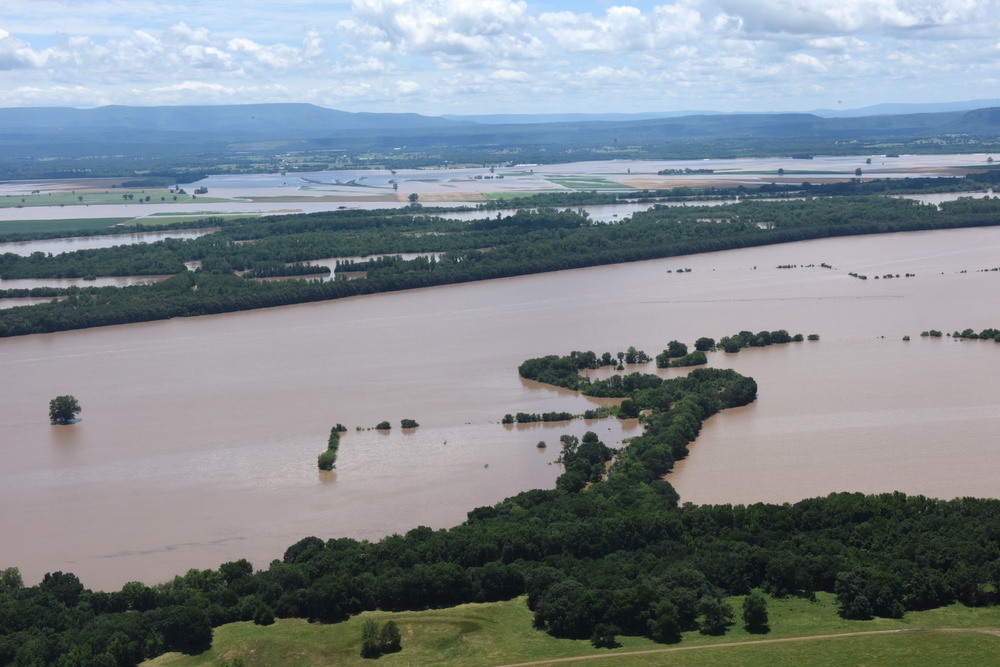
[544,177,633,190]
[481,192,552,201]
[723,170,848,176]
[144,593,1000,667]
[118,213,257,227]
[0,190,231,209]
[0,213,255,236]
[0,218,133,235]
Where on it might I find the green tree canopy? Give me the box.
[48,395,81,424]
[742,590,769,633]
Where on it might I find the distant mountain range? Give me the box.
[1,101,998,176]
[442,99,1000,124]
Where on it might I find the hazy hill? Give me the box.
[811,99,1000,118]
[1,102,998,177]
[0,103,468,137]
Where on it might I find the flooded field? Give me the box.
[1,226,999,590]
[0,153,992,226]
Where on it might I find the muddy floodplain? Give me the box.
[1,226,1000,589]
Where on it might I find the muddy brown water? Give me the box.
[2,227,1000,589]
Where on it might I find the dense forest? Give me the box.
[2,349,999,665]
[4,187,1000,337]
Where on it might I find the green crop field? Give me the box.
[544,177,633,190]
[0,190,232,210]
[144,593,1000,667]
[0,218,133,235]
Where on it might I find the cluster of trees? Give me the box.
[501,411,575,424]
[519,331,797,400]
[0,245,187,279]
[318,424,346,471]
[517,351,617,391]
[661,350,708,367]
[655,340,695,367]
[717,329,804,353]
[359,619,401,659]
[951,327,1000,341]
[554,432,617,492]
[657,168,714,175]
[916,327,1000,342]
[240,262,330,279]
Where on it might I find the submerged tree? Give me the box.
[49,395,81,424]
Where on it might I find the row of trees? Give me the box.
[501,412,575,424]
[318,424,347,471]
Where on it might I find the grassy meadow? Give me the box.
[145,593,1000,667]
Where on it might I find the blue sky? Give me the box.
[1,1,997,114]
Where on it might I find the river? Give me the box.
[1,226,999,590]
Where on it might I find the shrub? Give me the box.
[318,450,338,471]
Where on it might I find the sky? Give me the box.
[0,0,998,115]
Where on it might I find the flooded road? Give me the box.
[1,226,999,589]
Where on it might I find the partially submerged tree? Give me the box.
[49,395,81,424]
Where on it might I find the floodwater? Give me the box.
[0,297,61,310]
[1,153,992,225]
[0,275,170,290]
[2,226,1000,590]
[0,230,214,257]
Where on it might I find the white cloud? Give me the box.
[0,29,47,69]
[181,44,239,71]
[396,80,420,95]
[1,0,999,114]
[707,0,985,35]
[344,0,541,60]
[333,55,390,75]
[492,69,528,82]
[169,22,211,45]
[303,28,326,60]
[540,4,702,53]
[808,36,871,52]
[227,38,303,69]
[3,84,109,107]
